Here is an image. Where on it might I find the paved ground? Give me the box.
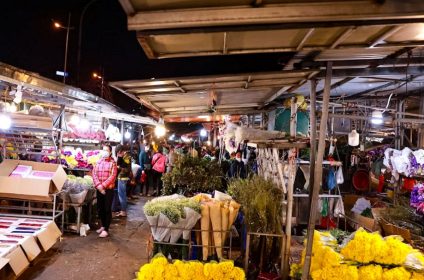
[19,197,151,280]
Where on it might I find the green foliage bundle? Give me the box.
[227,175,284,233]
[162,156,223,195]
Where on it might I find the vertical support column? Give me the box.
[308,80,317,205]
[290,97,297,138]
[301,62,333,280]
[58,105,65,152]
[418,93,424,148]
[282,147,296,279]
[395,100,405,149]
[121,121,125,145]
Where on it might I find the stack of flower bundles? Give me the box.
[290,228,424,280]
[195,192,241,261]
[136,254,245,280]
[144,195,202,243]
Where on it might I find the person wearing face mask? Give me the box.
[229,151,247,179]
[92,145,117,238]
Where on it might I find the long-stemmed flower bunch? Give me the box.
[411,183,424,214]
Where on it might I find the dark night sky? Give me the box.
[0,0,293,112]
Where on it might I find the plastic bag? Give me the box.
[336,167,344,185]
[327,167,337,190]
[334,197,345,218]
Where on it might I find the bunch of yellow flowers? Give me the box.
[137,255,245,280]
[290,229,424,280]
[341,228,417,266]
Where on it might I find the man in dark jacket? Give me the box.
[229,152,247,179]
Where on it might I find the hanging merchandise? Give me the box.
[348,129,360,146]
[336,167,344,185]
[327,167,337,191]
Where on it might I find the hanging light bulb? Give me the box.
[200,129,207,137]
[80,119,90,130]
[0,114,12,130]
[124,130,131,139]
[155,125,166,137]
[70,114,80,125]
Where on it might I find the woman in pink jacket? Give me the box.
[92,145,117,238]
[151,146,166,196]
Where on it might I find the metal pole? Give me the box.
[77,0,98,86]
[290,97,297,138]
[63,13,71,84]
[121,121,125,145]
[301,62,333,280]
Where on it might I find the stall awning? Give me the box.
[109,70,318,117]
[119,0,424,59]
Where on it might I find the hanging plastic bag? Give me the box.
[327,167,337,190]
[321,198,329,217]
[336,166,344,185]
[334,197,345,218]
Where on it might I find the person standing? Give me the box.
[116,145,132,217]
[151,146,166,196]
[139,143,150,196]
[93,145,117,238]
[167,145,176,173]
[229,152,247,179]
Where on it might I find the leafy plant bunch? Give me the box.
[162,156,224,195]
[227,175,284,233]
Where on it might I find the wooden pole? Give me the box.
[301,62,333,280]
[308,80,317,204]
[282,147,297,279]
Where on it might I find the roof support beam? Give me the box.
[295,56,424,69]
[316,66,424,78]
[345,75,420,100]
[369,25,404,48]
[330,27,356,49]
[109,84,161,113]
[296,28,315,51]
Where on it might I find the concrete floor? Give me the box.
[19,197,151,280]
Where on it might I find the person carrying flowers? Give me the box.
[93,144,117,238]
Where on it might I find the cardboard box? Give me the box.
[343,195,382,232]
[36,222,61,251]
[0,160,67,201]
[4,246,29,277]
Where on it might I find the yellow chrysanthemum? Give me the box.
[382,267,411,280]
[358,265,383,280]
[411,272,424,280]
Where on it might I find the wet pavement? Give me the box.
[19,197,151,280]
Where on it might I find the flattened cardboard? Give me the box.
[10,114,53,130]
[5,246,29,276]
[0,257,8,270]
[0,160,67,201]
[20,236,41,261]
[36,222,61,251]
